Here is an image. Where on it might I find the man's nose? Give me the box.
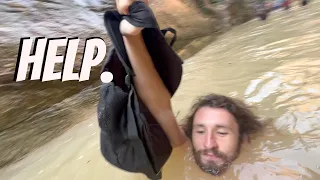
[204,133,218,149]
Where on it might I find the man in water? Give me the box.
[117,0,263,176]
[283,0,291,10]
[302,0,308,6]
[181,94,263,175]
[255,1,269,21]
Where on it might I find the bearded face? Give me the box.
[193,143,240,175]
[191,107,242,175]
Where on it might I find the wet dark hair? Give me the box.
[182,93,263,140]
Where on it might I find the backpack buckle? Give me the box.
[125,74,131,88]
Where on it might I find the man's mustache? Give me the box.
[199,148,228,161]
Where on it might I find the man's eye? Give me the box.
[196,131,205,134]
[217,132,228,135]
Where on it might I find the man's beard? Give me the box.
[192,145,240,176]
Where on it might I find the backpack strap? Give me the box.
[100,46,115,74]
[161,27,177,47]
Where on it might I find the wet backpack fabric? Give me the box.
[98,2,183,179]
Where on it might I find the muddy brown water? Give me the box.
[0,1,320,180]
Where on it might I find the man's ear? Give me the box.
[241,134,250,144]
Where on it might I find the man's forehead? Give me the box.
[193,107,238,129]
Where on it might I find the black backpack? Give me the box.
[98,2,183,179]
